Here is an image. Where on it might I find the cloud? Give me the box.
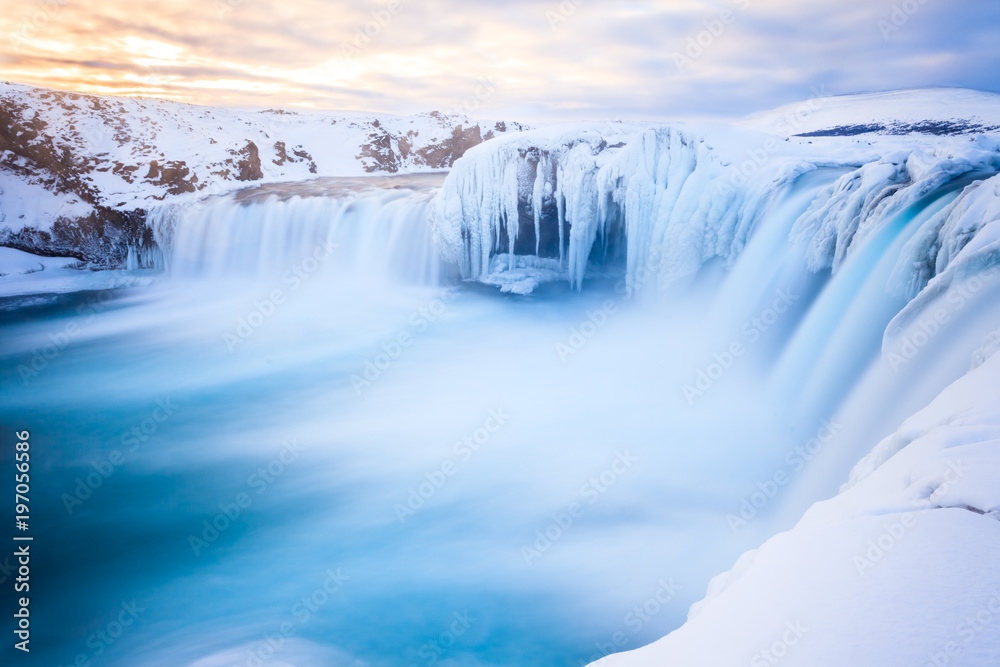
[0,0,998,121]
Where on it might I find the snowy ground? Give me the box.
[0,247,157,298]
[739,88,1000,137]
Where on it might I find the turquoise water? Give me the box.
[0,274,801,667]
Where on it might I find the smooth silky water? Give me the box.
[0,172,990,667]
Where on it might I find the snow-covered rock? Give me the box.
[431,120,825,292]
[430,121,642,289]
[792,141,1000,275]
[0,245,156,297]
[885,172,1000,346]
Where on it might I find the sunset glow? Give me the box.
[2,0,998,120]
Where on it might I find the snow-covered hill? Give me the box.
[0,81,527,266]
[738,87,1000,137]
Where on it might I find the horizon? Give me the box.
[5,78,1000,126]
[3,1,1000,124]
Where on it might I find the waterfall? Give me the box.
[146,175,451,288]
[427,123,1000,502]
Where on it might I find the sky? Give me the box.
[1,0,999,123]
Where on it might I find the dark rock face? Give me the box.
[413,125,485,170]
[292,148,318,174]
[796,120,1000,137]
[145,160,198,195]
[232,141,263,182]
[273,141,289,165]
[0,94,99,205]
[273,141,318,174]
[357,125,402,173]
[356,114,529,173]
[0,207,153,268]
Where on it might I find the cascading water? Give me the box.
[146,174,451,288]
[770,183,966,411]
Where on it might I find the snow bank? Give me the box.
[0,246,157,297]
[0,246,78,275]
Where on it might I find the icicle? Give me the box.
[556,165,565,269]
[532,155,547,257]
[503,163,520,270]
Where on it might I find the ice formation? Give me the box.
[431,122,826,293]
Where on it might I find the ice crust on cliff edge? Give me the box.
[432,112,1000,298]
[430,121,821,294]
